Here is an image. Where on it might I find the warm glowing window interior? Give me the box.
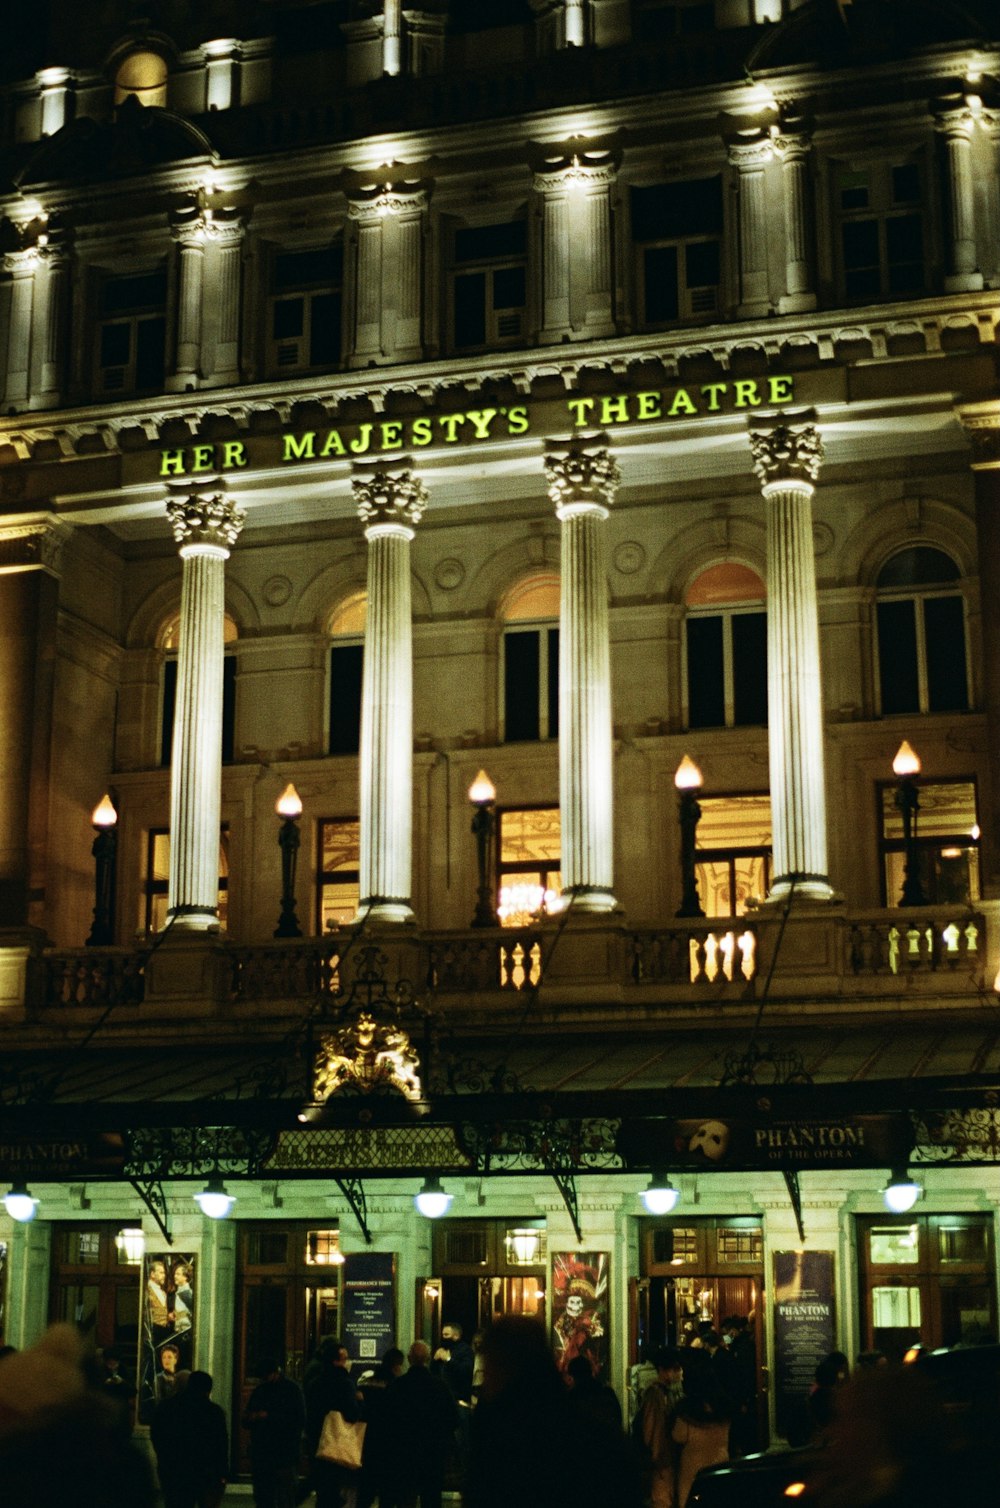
[879,779,979,906]
[318,818,360,930]
[328,592,367,637]
[114,51,168,108]
[159,612,238,650]
[145,830,228,934]
[694,794,772,917]
[497,807,561,926]
[503,576,560,622]
[685,562,765,607]
[305,1230,343,1265]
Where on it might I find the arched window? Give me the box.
[328,592,365,756]
[875,547,968,715]
[159,612,238,767]
[684,563,767,729]
[502,575,559,743]
[114,51,168,109]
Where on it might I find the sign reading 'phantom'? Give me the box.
[159,374,797,475]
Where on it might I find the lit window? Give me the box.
[144,829,228,935]
[502,576,559,743]
[875,547,968,715]
[317,819,360,930]
[328,593,365,756]
[97,270,167,397]
[451,219,527,351]
[497,807,561,926]
[159,613,238,767]
[269,245,344,374]
[836,159,926,302]
[305,1230,344,1265]
[879,778,979,907]
[632,178,722,326]
[685,563,767,729]
[695,795,772,917]
[114,50,168,109]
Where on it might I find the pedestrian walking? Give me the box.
[243,1357,305,1508]
[150,1370,228,1508]
[358,1347,404,1508]
[382,1339,458,1508]
[305,1339,364,1508]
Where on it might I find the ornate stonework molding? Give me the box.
[352,459,427,530]
[166,486,245,550]
[956,406,1000,470]
[544,436,620,514]
[726,133,775,169]
[531,140,621,192]
[345,163,432,220]
[0,517,70,576]
[749,422,823,489]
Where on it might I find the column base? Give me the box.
[777,291,817,314]
[358,897,415,925]
[166,905,222,933]
[765,874,836,904]
[559,885,618,914]
[944,271,984,293]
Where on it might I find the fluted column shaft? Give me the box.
[166,487,244,930]
[776,134,815,311]
[545,438,619,912]
[38,244,68,406]
[533,147,618,342]
[210,219,244,384]
[383,0,403,74]
[936,110,982,291]
[353,462,427,923]
[750,424,832,901]
[729,137,772,316]
[3,251,36,407]
[171,223,205,388]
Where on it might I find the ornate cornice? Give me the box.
[956,410,1000,470]
[0,517,70,575]
[531,140,620,193]
[166,486,245,551]
[544,436,620,514]
[352,460,427,530]
[749,422,823,489]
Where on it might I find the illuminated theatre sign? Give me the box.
[158,374,797,475]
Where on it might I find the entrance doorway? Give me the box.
[857,1213,995,1362]
[419,1217,547,1344]
[235,1224,344,1475]
[633,1216,767,1449]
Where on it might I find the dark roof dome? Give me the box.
[16,95,212,189]
[746,0,990,75]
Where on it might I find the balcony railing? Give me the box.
[848,910,985,976]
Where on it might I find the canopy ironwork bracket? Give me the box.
[550,1169,582,1244]
[130,1177,172,1245]
[783,1169,805,1244]
[336,1177,372,1245]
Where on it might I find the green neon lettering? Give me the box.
[769,375,794,404]
[320,430,346,457]
[221,441,246,469]
[411,417,434,446]
[636,391,662,420]
[283,433,316,462]
[734,380,762,409]
[507,407,529,435]
[668,388,696,417]
[191,444,214,473]
[567,398,595,427]
[439,413,465,443]
[465,409,498,440]
[380,421,403,450]
[600,394,629,425]
[700,383,728,412]
[160,450,186,476]
[350,424,373,454]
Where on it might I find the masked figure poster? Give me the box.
[551,1251,608,1377]
[138,1252,196,1422]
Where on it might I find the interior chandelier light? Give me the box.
[883,1167,922,1213]
[414,1175,452,1219]
[4,1182,39,1222]
[193,1178,236,1219]
[641,1175,681,1215]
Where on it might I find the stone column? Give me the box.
[564,0,587,45]
[544,436,619,912]
[775,131,816,313]
[749,422,832,902]
[3,249,38,409]
[957,406,1000,893]
[37,239,68,407]
[533,145,618,342]
[352,459,427,923]
[347,176,428,366]
[0,522,64,929]
[165,485,245,931]
[169,212,205,392]
[383,0,403,74]
[207,213,244,385]
[728,134,773,317]
[935,105,983,292]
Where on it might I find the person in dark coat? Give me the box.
[566,1353,623,1433]
[382,1339,458,1508]
[243,1357,306,1508]
[358,1347,404,1508]
[466,1316,641,1508]
[150,1370,228,1508]
[432,1322,474,1404]
[304,1339,363,1508]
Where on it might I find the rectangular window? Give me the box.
[269,245,343,372]
[144,829,229,934]
[836,160,926,302]
[858,1214,995,1360]
[97,270,167,395]
[503,627,558,742]
[451,220,527,351]
[497,807,561,926]
[879,778,979,907]
[695,794,772,917]
[329,643,363,755]
[160,656,236,767]
[317,818,360,931]
[632,178,723,327]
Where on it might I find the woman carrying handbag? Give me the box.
[305,1341,365,1508]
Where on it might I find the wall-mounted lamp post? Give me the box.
[274,782,303,938]
[675,755,705,919]
[468,769,497,928]
[892,741,927,907]
[86,794,118,946]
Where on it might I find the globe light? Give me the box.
[414,1175,452,1219]
[892,740,921,779]
[641,1176,680,1215]
[4,1183,38,1222]
[92,793,118,828]
[467,769,496,806]
[194,1178,236,1219]
[275,782,303,819]
[883,1170,921,1213]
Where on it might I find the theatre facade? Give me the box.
[1,0,1000,1461]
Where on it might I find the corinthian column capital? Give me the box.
[749,422,823,491]
[544,437,620,516]
[352,461,427,533]
[956,405,1000,470]
[167,486,245,552]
